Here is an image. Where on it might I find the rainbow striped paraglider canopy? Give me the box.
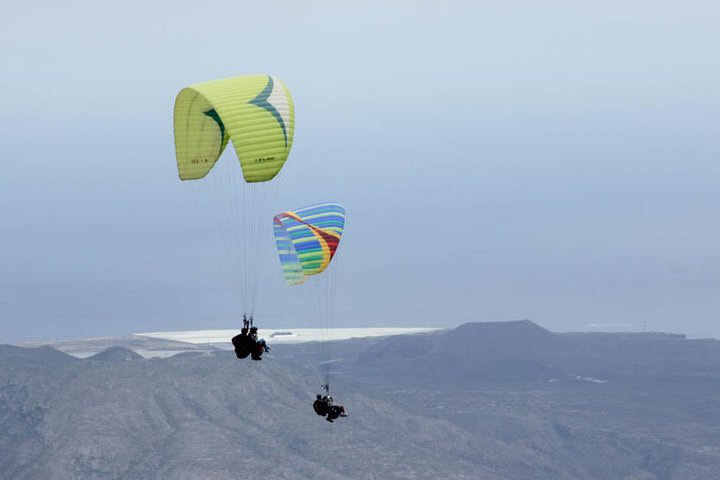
[273,203,345,285]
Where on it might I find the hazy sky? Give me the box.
[1,1,718,342]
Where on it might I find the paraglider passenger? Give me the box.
[249,326,271,360]
[325,404,347,423]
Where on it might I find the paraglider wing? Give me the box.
[173,74,295,182]
[272,203,345,285]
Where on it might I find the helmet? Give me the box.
[241,328,248,334]
[316,394,322,399]
[250,327,258,333]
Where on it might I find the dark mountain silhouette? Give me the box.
[354,321,720,387]
[0,344,78,366]
[88,346,144,362]
[356,320,576,385]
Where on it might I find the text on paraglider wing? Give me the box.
[190,158,210,164]
[256,156,276,163]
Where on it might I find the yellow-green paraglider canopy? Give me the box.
[173,74,295,183]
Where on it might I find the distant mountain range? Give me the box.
[24,327,441,358]
[354,320,720,386]
[3,321,720,479]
